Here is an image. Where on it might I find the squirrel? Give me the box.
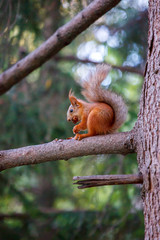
[67,64,127,140]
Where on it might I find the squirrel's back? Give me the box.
[81,64,127,133]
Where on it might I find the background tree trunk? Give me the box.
[136,0,160,239]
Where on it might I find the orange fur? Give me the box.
[67,65,127,140]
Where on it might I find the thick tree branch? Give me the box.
[0,132,135,172]
[0,0,121,95]
[73,174,143,188]
[54,55,144,76]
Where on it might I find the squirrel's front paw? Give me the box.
[73,126,79,134]
[74,133,82,141]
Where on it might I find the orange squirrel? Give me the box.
[67,64,127,140]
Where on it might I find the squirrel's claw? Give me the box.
[74,133,82,141]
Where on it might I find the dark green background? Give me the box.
[0,0,147,239]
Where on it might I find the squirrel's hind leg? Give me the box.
[74,117,96,140]
[74,108,113,140]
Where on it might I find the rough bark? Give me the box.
[0,0,121,95]
[135,0,160,239]
[0,132,134,172]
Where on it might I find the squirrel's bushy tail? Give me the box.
[81,64,127,132]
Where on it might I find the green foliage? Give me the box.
[0,0,148,239]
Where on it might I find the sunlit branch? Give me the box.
[0,131,135,172]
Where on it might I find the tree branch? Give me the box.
[0,0,121,95]
[54,55,144,76]
[0,131,135,172]
[73,174,143,188]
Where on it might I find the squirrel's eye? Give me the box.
[70,109,73,113]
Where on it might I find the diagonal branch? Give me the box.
[0,0,121,95]
[54,55,144,76]
[73,174,143,188]
[0,131,135,172]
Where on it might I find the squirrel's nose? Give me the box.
[67,118,71,121]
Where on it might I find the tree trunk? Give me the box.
[136,0,160,239]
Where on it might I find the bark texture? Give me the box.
[0,132,134,172]
[135,0,160,238]
[0,0,121,95]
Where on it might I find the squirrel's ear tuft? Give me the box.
[69,89,74,98]
[69,89,81,107]
[69,89,75,103]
